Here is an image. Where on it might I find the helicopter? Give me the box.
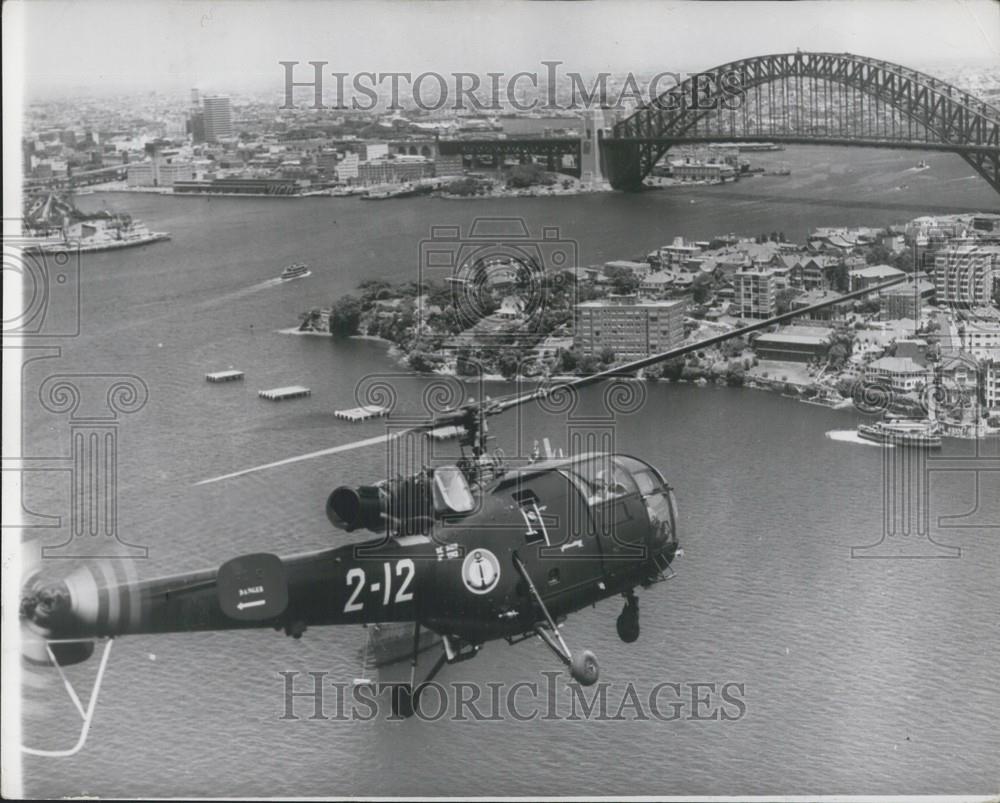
[19,275,908,735]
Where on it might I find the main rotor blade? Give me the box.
[195,431,405,486]
[494,273,915,415]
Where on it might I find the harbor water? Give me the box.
[19,145,1000,796]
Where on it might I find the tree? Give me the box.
[604,265,639,295]
[329,295,362,338]
[828,343,849,368]
[578,354,601,375]
[725,364,745,387]
[659,357,686,381]
[599,346,616,366]
[775,288,800,315]
[407,351,437,373]
[692,281,711,305]
[455,348,479,377]
[559,349,579,373]
[498,350,521,380]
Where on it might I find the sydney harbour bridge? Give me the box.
[439,52,1000,194]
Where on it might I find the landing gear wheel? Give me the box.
[569,649,600,686]
[391,684,415,718]
[616,609,640,643]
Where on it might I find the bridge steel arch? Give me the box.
[602,52,1000,193]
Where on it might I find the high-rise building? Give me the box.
[734,266,777,318]
[187,111,205,143]
[574,296,686,360]
[202,96,234,142]
[933,243,1000,307]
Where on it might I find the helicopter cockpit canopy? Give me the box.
[432,465,475,514]
[560,455,677,550]
[560,455,639,506]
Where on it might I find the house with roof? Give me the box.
[752,325,834,362]
[865,355,931,394]
[849,264,906,293]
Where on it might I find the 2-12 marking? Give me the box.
[343,559,415,613]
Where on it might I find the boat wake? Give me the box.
[825,429,894,448]
[192,277,286,310]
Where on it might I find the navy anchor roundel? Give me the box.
[461,548,501,595]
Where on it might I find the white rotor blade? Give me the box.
[195,432,400,486]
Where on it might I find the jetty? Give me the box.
[258,385,311,401]
[334,404,390,422]
[206,370,245,383]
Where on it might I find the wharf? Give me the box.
[334,405,390,422]
[259,385,311,401]
[206,370,245,383]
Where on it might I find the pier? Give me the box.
[258,385,311,401]
[334,404,390,422]
[206,370,245,383]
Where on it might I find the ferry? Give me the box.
[280,263,311,281]
[857,418,942,448]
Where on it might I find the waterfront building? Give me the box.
[735,265,777,318]
[865,356,931,394]
[573,296,686,360]
[127,156,195,188]
[752,325,833,362]
[933,244,1000,307]
[357,158,433,185]
[434,153,464,177]
[658,237,703,269]
[202,96,234,142]
[880,280,935,321]
[337,152,359,181]
[849,264,905,293]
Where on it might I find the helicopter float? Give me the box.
[19,275,907,741]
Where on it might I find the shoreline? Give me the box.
[279,328,997,440]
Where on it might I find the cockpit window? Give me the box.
[432,466,475,513]
[562,456,638,505]
[613,456,665,495]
